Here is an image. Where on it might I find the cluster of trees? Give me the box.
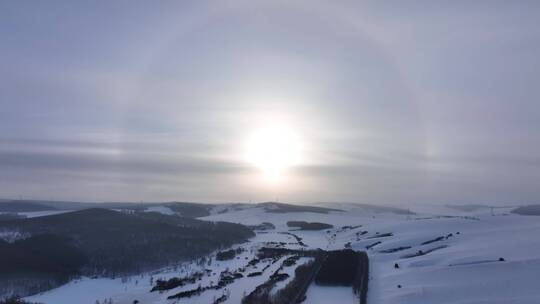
[0,296,41,304]
[167,268,244,300]
[379,246,411,253]
[216,248,244,261]
[270,256,324,304]
[421,236,445,245]
[315,249,359,286]
[241,266,290,303]
[366,232,393,239]
[315,250,369,304]
[353,251,369,304]
[247,222,276,231]
[278,232,306,246]
[0,234,86,296]
[242,248,327,304]
[286,221,333,231]
[150,272,203,292]
[260,202,343,214]
[365,241,381,250]
[400,245,448,258]
[212,290,230,304]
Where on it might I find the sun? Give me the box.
[245,124,302,182]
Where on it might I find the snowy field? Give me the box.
[25,203,540,304]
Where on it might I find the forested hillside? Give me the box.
[0,208,254,297]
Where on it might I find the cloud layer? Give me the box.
[1,1,539,204]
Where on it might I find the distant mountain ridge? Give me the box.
[258,202,343,214]
[0,200,57,212]
[313,202,414,215]
[0,199,344,217]
[511,205,540,216]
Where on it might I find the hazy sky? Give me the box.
[1,1,540,204]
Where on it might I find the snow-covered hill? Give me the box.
[25,203,540,304]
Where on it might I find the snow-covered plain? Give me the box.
[25,203,540,304]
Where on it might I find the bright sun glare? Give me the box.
[245,125,302,182]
